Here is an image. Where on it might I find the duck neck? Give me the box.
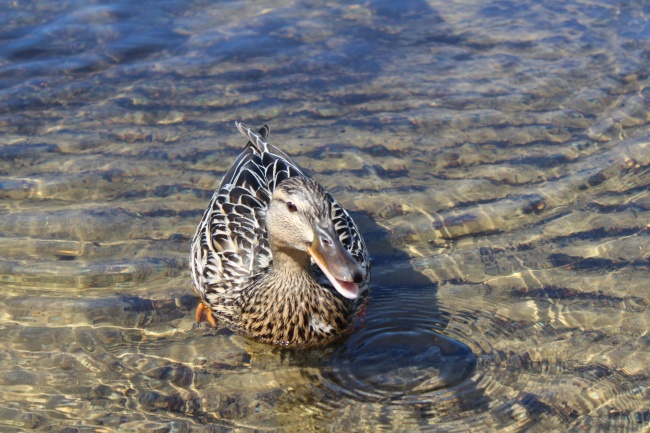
[268,246,313,285]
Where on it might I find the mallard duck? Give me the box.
[190,122,370,347]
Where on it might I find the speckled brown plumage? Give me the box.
[190,122,370,347]
[239,267,351,346]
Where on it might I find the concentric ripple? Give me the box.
[318,286,476,402]
[286,286,491,431]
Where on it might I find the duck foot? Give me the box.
[195,302,218,327]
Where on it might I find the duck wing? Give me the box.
[191,124,305,310]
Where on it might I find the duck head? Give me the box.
[265,177,366,299]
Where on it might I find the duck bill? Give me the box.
[307,226,365,300]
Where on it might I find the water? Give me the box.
[1,0,649,431]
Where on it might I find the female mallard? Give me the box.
[190,122,370,347]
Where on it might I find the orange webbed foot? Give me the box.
[196,302,218,328]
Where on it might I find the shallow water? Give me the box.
[1,0,649,431]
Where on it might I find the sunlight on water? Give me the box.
[0,0,649,431]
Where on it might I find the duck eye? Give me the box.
[287,202,298,212]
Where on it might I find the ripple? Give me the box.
[323,321,474,401]
[313,286,477,406]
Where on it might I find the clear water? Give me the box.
[1,0,649,431]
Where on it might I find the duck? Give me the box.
[190,122,370,347]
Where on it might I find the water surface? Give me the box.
[1,0,649,431]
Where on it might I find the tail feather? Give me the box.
[236,121,270,153]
